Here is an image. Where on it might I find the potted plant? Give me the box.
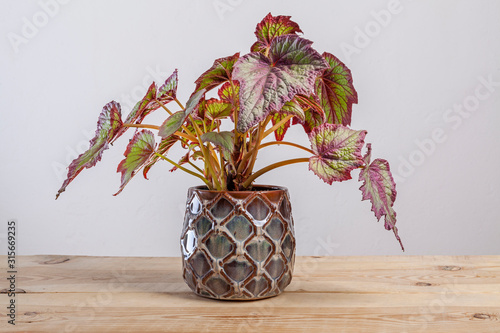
[56,13,403,300]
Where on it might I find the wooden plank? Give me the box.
[1,255,499,332]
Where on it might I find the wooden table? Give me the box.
[1,255,499,332]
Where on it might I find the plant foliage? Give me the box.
[56,13,403,250]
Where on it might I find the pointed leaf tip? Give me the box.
[56,101,123,199]
[359,155,403,251]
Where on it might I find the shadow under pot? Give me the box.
[180,185,296,300]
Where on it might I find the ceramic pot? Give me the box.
[180,185,296,300]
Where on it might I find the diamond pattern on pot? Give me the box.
[210,197,234,220]
[223,259,255,282]
[245,238,273,262]
[265,217,284,240]
[265,255,285,279]
[246,196,270,224]
[206,276,232,297]
[181,186,295,300]
[195,216,212,238]
[282,233,294,261]
[279,197,291,220]
[205,232,235,259]
[226,215,253,241]
[244,276,270,297]
[188,250,211,278]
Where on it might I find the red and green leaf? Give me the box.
[56,101,123,199]
[194,53,240,94]
[157,69,178,100]
[218,81,239,105]
[308,124,366,184]
[114,130,156,195]
[114,70,178,142]
[359,144,404,251]
[205,99,232,120]
[251,13,303,53]
[315,53,357,126]
[143,135,178,179]
[278,100,305,121]
[271,113,291,141]
[233,35,328,133]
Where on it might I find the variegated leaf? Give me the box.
[315,53,357,125]
[251,13,303,53]
[194,53,239,94]
[308,124,366,184]
[56,101,123,199]
[277,100,305,121]
[205,99,232,120]
[218,81,239,105]
[233,35,328,133]
[359,144,404,251]
[157,69,178,100]
[271,113,291,141]
[114,130,156,195]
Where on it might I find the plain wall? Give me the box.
[1,0,499,256]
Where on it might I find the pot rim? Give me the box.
[189,184,288,194]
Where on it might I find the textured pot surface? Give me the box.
[180,185,296,300]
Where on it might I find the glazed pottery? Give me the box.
[180,185,296,300]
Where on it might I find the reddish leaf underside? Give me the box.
[114,130,156,195]
[315,53,358,126]
[193,53,240,94]
[233,34,328,133]
[251,13,303,53]
[359,144,404,250]
[56,101,123,199]
[308,124,366,184]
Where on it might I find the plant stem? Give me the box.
[155,98,173,115]
[262,114,294,139]
[241,157,309,188]
[123,123,160,130]
[188,161,204,175]
[175,98,185,110]
[154,153,211,188]
[258,141,315,155]
[190,115,222,190]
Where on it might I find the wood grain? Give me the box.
[1,255,499,332]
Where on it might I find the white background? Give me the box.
[1,0,499,256]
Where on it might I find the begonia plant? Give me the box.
[56,13,403,250]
